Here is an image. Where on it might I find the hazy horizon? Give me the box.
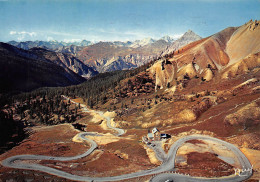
[6,33,184,43]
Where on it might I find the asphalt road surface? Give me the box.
[1,96,252,182]
[62,95,124,136]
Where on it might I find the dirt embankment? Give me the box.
[0,124,89,181]
[175,139,239,177]
[224,100,260,126]
[227,133,260,181]
[176,151,234,177]
[240,148,260,180]
[0,124,88,160]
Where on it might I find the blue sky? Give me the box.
[0,0,259,42]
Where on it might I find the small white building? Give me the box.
[152,128,159,134]
[147,128,161,141]
[146,128,171,142]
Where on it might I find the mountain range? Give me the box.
[7,31,201,74]
[75,31,201,73]
[8,40,93,50]
[7,35,176,51]
[3,21,258,94]
[0,30,202,93]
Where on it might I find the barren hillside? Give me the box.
[148,20,260,91]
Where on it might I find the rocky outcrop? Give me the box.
[29,48,98,78]
[55,53,98,78]
[224,101,260,126]
[149,59,177,90]
[222,52,260,79]
[149,20,260,92]
[95,54,154,73]
[56,45,84,56]
[192,98,215,118]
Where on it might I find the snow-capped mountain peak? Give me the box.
[160,35,175,43]
[130,37,155,48]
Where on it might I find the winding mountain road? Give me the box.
[1,97,252,182]
[63,95,124,136]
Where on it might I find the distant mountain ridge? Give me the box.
[160,35,176,43]
[7,31,202,73]
[8,40,93,50]
[76,31,201,73]
[7,34,178,51]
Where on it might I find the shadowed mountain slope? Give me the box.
[0,43,85,93]
[28,48,98,79]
